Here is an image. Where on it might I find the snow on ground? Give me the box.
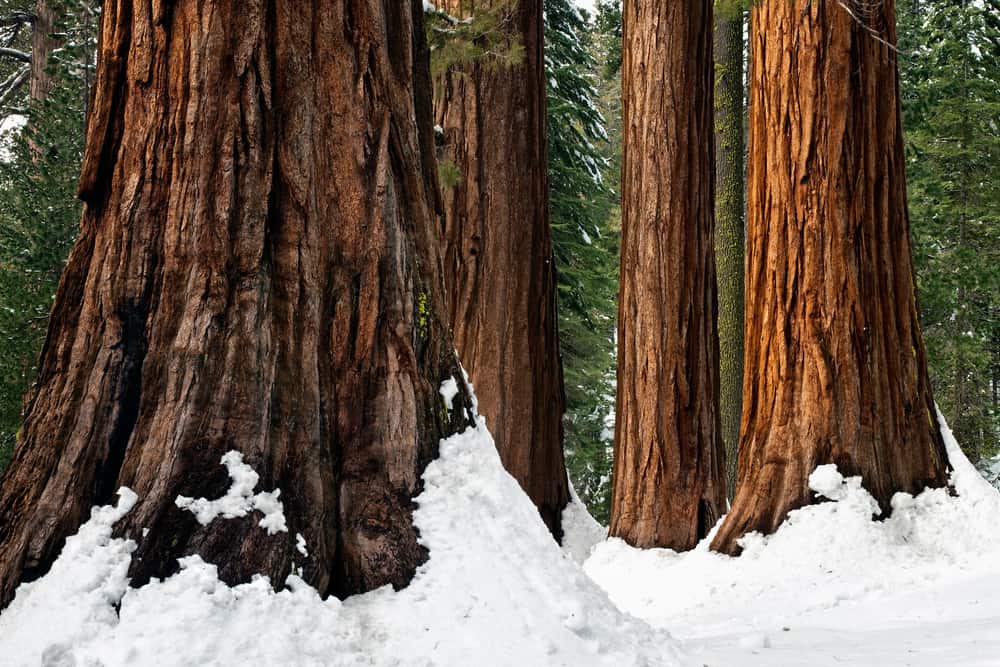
[584,411,1000,665]
[0,417,679,667]
[560,482,607,565]
[2,401,999,666]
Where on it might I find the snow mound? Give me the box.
[584,411,1000,653]
[0,419,680,667]
[561,481,607,564]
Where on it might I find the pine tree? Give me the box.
[898,0,1000,463]
[545,0,618,522]
[0,0,97,471]
[0,0,33,117]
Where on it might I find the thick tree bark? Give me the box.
[28,0,56,103]
[714,0,745,497]
[0,0,473,609]
[711,0,951,555]
[434,0,570,539]
[609,0,726,550]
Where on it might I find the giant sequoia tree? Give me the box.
[0,0,473,608]
[711,0,951,554]
[610,0,726,550]
[432,0,570,538]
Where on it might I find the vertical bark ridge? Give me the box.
[609,0,727,551]
[711,0,950,555]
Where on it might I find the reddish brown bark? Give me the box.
[0,0,473,609]
[609,0,726,550]
[711,0,950,555]
[433,0,569,538]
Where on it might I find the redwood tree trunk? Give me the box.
[714,0,745,498]
[434,0,570,539]
[711,0,951,555]
[609,0,726,550]
[0,0,472,609]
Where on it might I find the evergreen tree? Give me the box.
[899,0,1000,462]
[0,0,96,470]
[545,0,618,522]
[0,0,33,120]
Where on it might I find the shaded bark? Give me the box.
[434,0,570,539]
[28,0,55,103]
[714,0,745,497]
[0,0,473,609]
[609,0,726,550]
[712,0,951,555]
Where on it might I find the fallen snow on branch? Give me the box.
[175,450,287,535]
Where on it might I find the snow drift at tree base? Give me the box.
[2,409,1000,666]
[0,415,679,667]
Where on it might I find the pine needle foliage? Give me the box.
[425,1,524,80]
[899,0,1000,463]
[547,0,619,522]
[0,0,97,470]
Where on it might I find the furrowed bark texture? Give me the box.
[610,0,726,550]
[29,0,57,103]
[434,0,570,539]
[0,0,474,609]
[714,0,745,498]
[711,0,950,555]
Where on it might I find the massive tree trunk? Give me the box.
[609,0,726,550]
[713,0,745,496]
[433,0,570,539]
[0,0,473,609]
[711,0,951,555]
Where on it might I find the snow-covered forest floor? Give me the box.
[1,408,997,666]
[576,411,1000,665]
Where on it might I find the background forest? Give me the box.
[0,0,997,518]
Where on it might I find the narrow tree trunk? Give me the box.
[28,0,56,103]
[711,0,951,555]
[609,0,726,550]
[713,0,745,497]
[434,0,570,539]
[0,0,472,609]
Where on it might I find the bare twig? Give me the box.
[836,0,901,53]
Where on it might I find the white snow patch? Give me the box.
[0,488,138,664]
[175,450,287,535]
[0,420,680,666]
[807,463,848,500]
[584,411,1000,665]
[561,480,607,564]
[439,376,460,413]
[295,533,309,558]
